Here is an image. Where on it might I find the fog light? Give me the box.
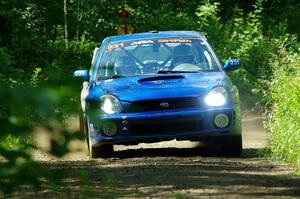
[214,113,229,128]
[102,122,118,136]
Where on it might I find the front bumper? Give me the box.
[88,106,241,146]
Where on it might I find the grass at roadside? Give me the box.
[264,46,300,173]
[1,135,36,148]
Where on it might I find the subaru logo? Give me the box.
[160,102,169,108]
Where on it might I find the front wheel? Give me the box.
[84,116,114,158]
[90,144,114,158]
[79,114,90,150]
[79,114,114,158]
[218,135,243,157]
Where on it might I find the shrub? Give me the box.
[265,43,300,170]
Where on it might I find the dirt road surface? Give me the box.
[23,112,300,198]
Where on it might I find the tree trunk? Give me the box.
[64,0,69,49]
[76,0,79,40]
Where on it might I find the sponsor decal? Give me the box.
[107,42,124,51]
[230,59,240,66]
[130,40,154,45]
[158,39,192,43]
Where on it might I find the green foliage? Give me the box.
[173,192,187,199]
[2,135,35,148]
[196,0,220,32]
[0,135,41,194]
[0,47,12,67]
[0,85,80,194]
[194,0,284,109]
[265,45,300,171]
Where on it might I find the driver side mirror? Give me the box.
[223,58,241,71]
[73,69,90,80]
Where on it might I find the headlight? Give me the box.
[100,95,121,114]
[205,87,228,106]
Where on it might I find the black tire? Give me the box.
[90,144,113,158]
[83,115,114,158]
[218,135,243,157]
[80,114,90,149]
[79,113,84,134]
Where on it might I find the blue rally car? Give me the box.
[74,31,242,158]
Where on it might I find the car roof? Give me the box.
[108,31,203,44]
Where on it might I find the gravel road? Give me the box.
[24,112,300,198]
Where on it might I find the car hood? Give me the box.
[90,72,228,102]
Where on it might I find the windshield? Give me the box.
[96,38,220,79]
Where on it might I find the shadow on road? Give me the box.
[33,148,300,199]
[7,146,300,199]
[111,146,262,159]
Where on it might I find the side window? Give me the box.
[92,47,100,66]
[89,46,101,78]
[203,50,213,69]
[194,45,214,70]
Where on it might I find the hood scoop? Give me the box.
[138,75,184,84]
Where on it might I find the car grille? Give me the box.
[126,97,202,112]
[130,116,203,135]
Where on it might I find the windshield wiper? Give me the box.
[97,74,125,80]
[110,74,125,78]
[157,70,200,74]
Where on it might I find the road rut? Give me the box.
[26,112,300,198]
